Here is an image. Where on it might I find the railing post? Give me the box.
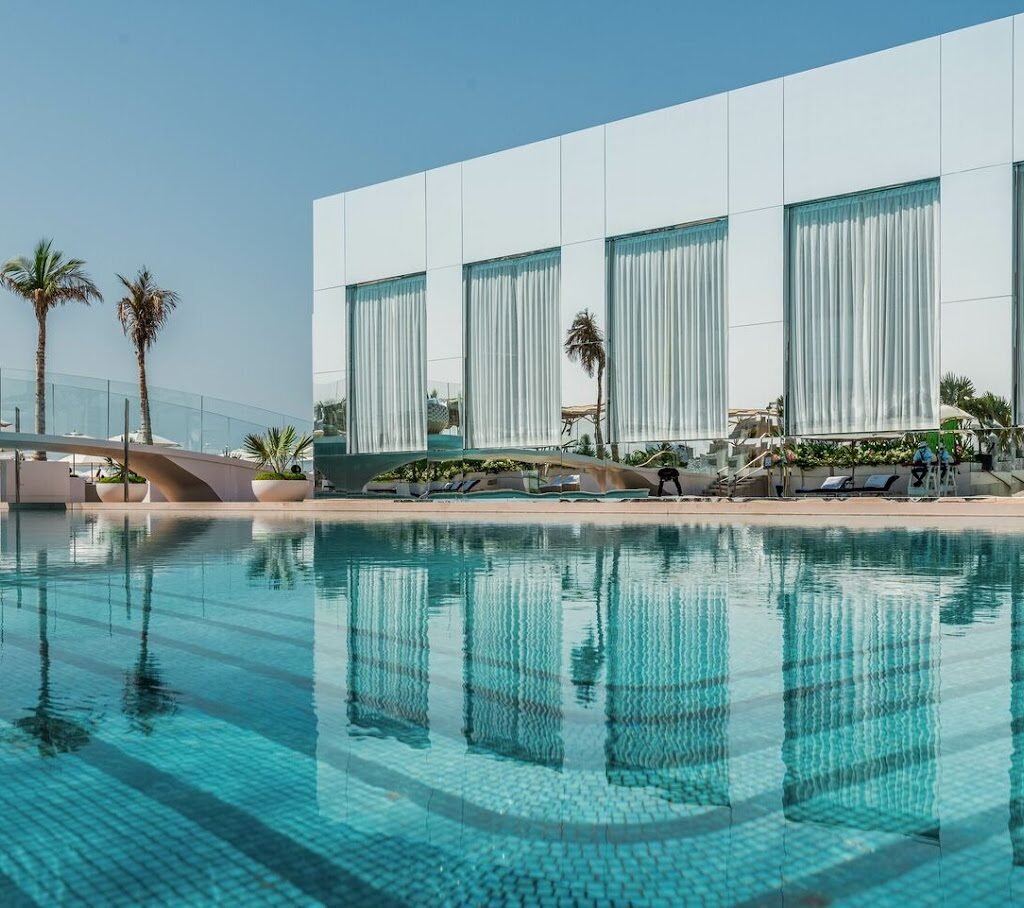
[123,398,130,503]
[14,407,20,506]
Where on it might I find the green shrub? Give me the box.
[97,458,146,483]
[254,471,308,481]
[97,473,146,484]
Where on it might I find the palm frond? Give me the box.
[564,309,605,378]
[243,425,312,475]
[0,239,102,311]
[116,267,180,351]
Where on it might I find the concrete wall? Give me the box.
[314,14,1022,433]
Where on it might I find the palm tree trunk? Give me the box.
[137,347,152,445]
[33,307,47,460]
[595,364,605,460]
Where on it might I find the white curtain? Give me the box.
[347,275,426,454]
[787,182,938,436]
[608,221,728,443]
[465,250,560,450]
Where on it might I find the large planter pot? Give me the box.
[95,482,148,503]
[251,479,312,503]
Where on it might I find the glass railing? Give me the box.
[0,368,310,455]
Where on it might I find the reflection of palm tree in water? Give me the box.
[570,541,620,706]
[122,566,177,734]
[248,531,309,589]
[15,551,92,756]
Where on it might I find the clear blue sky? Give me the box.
[0,0,1021,418]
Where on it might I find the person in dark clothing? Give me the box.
[657,466,682,497]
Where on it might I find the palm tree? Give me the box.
[940,373,976,410]
[1,240,102,459]
[116,268,180,445]
[564,310,607,459]
[969,391,1013,428]
[243,425,315,476]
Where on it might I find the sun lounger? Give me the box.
[795,475,853,497]
[849,474,899,497]
[539,474,582,494]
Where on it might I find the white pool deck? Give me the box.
[8,495,1018,530]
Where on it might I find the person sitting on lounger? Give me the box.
[911,441,934,487]
[657,466,682,497]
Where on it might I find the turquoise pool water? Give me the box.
[0,512,1022,906]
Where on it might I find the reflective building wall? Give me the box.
[314,16,1024,492]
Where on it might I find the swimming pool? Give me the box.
[0,511,1021,905]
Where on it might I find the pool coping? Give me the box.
[26,495,1024,530]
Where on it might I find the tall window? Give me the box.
[608,220,728,443]
[465,249,560,450]
[347,274,426,454]
[787,181,939,436]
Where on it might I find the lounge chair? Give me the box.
[539,474,581,494]
[849,474,899,497]
[795,475,853,497]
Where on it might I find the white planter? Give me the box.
[95,482,149,503]
[251,479,312,502]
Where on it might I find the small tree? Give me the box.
[1,240,102,459]
[940,373,976,410]
[243,426,314,478]
[117,268,180,445]
[564,310,607,460]
[576,433,596,458]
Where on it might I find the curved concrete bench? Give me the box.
[1,432,258,502]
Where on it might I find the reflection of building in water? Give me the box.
[782,592,939,839]
[1011,597,1024,863]
[605,578,730,806]
[347,565,430,748]
[464,563,563,769]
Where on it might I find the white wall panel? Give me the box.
[312,287,346,376]
[313,193,345,291]
[940,296,1012,397]
[728,207,783,327]
[561,127,605,244]
[605,94,728,237]
[941,18,1013,174]
[728,321,783,409]
[426,357,463,388]
[345,173,426,285]
[728,79,783,213]
[426,266,463,364]
[560,240,606,406]
[940,164,1012,304]
[462,139,561,263]
[784,38,940,203]
[1014,14,1024,161]
[426,164,462,270]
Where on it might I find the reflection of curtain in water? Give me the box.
[604,579,730,806]
[1011,596,1024,863]
[782,592,939,839]
[347,566,430,748]
[464,565,563,768]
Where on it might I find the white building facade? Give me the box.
[313,15,1024,478]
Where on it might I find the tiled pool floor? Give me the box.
[1,513,1023,905]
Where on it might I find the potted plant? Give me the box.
[95,458,149,503]
[244,426,314,503]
